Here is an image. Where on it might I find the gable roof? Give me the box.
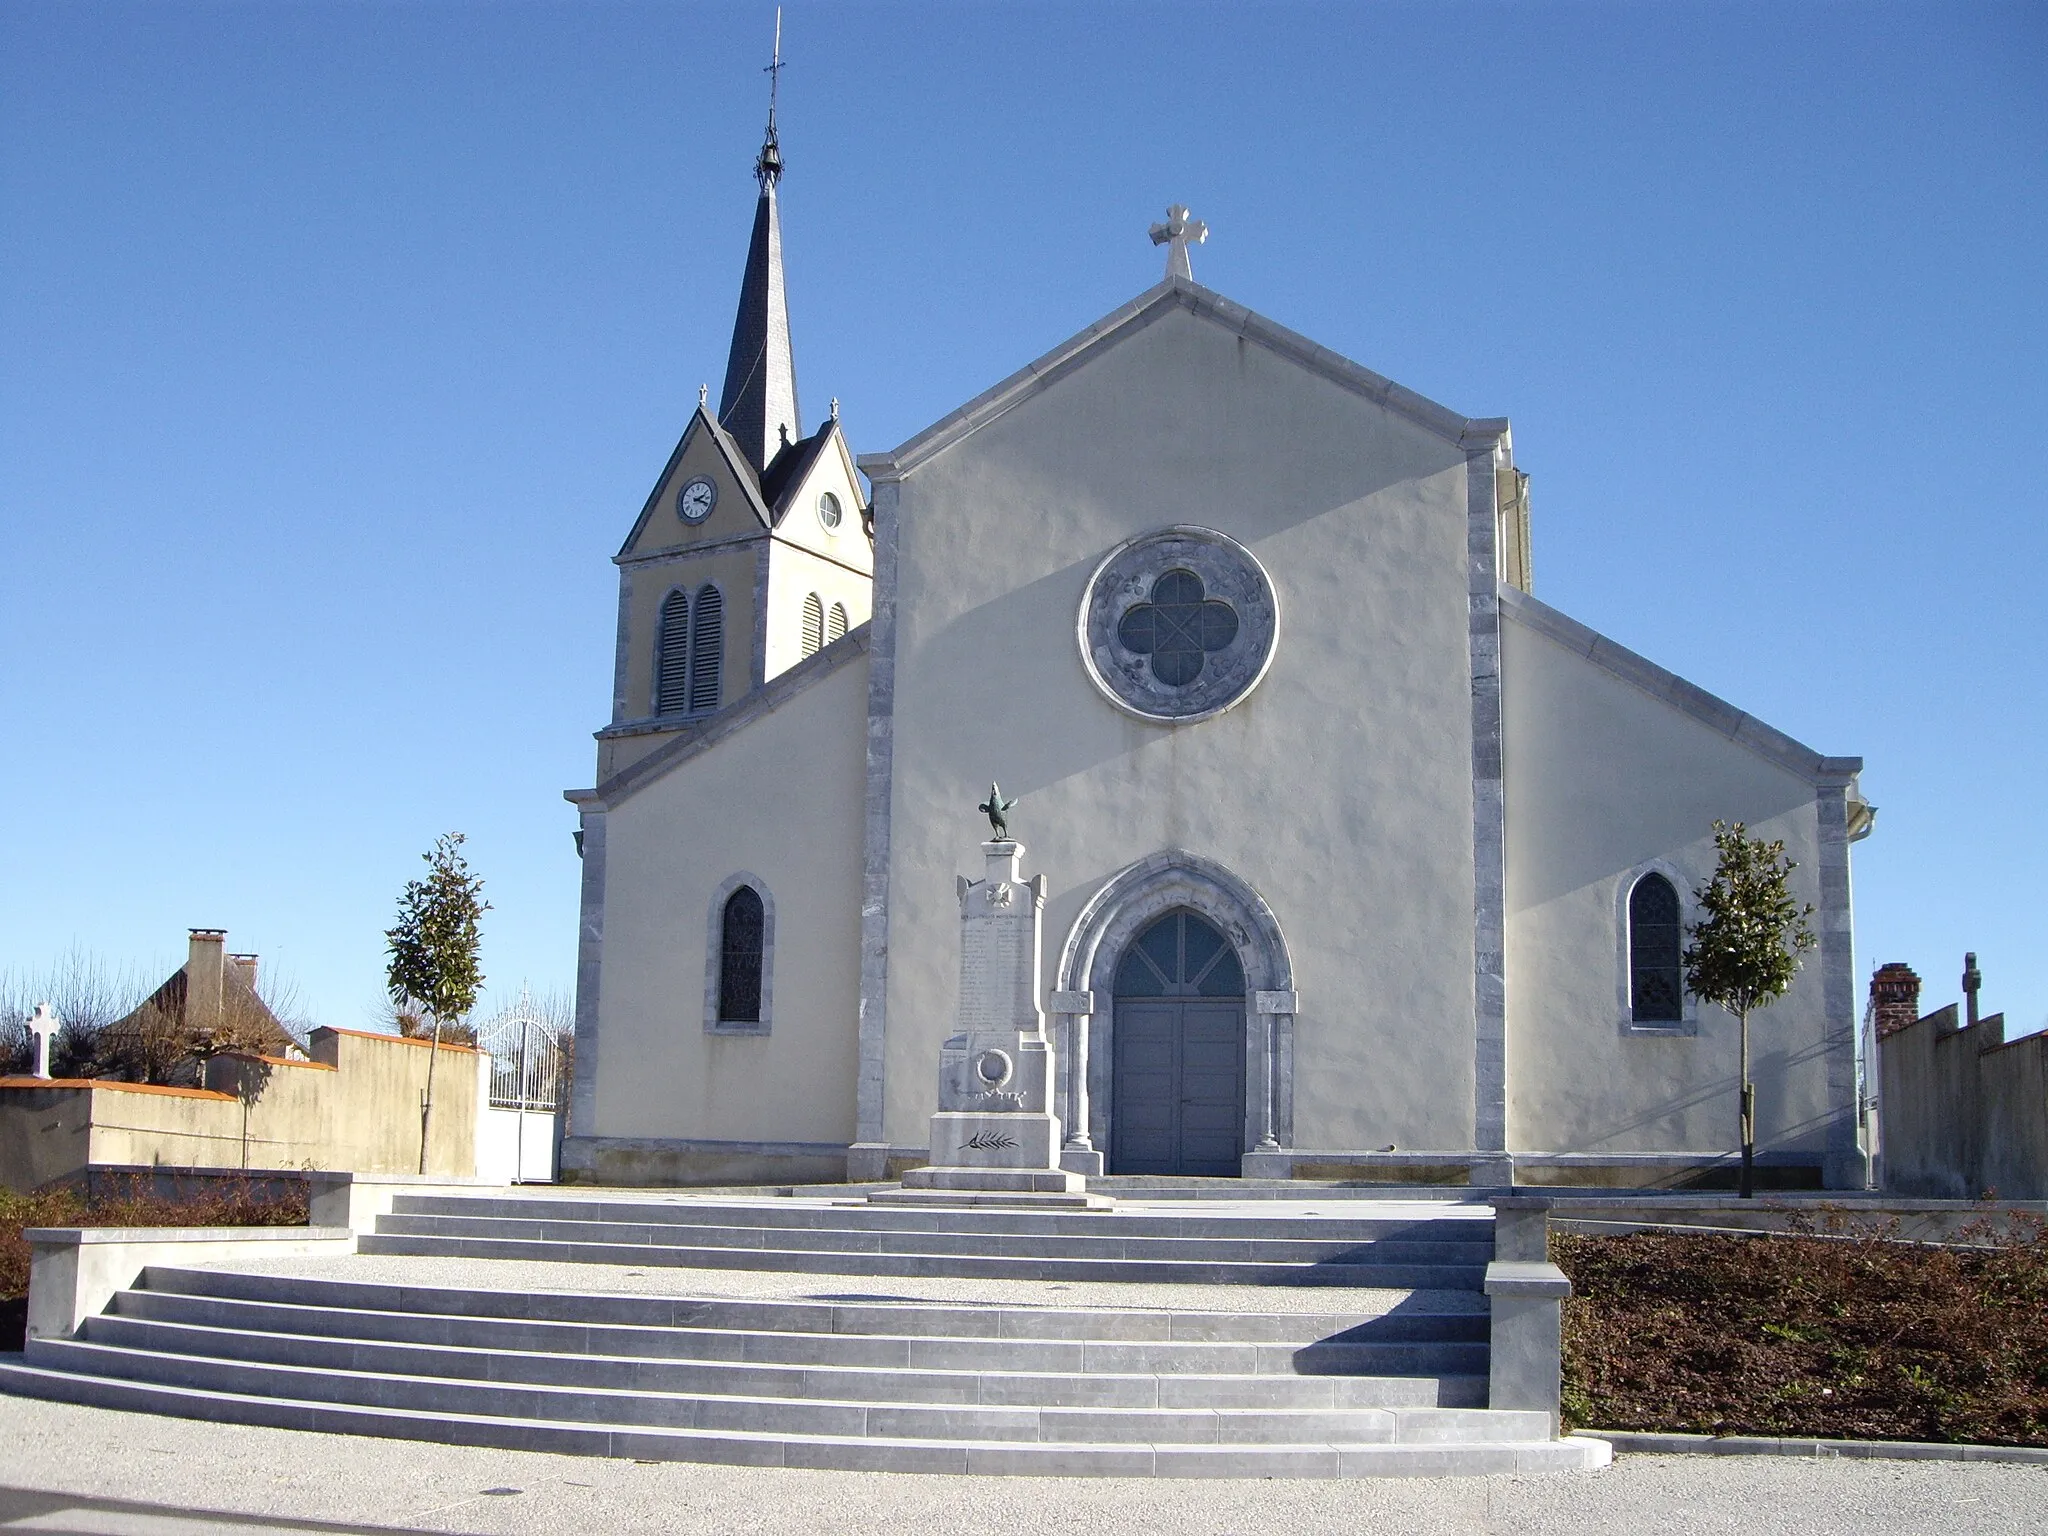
[759,418,840,523]
[616,404,776,560]
[857,274,1508,484]
[1501,585,1861,787]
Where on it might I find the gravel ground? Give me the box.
[213,1250,1468,1317]
[0,1395,2042,1535]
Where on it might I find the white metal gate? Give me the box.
[478,999,565,1184]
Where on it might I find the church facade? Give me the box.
[563,133,1874,1192]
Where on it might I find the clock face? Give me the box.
[678,477,716,524]
[816,490,843,531]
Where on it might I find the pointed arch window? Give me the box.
[827,601,849,643]
[718,886,764,1023]
[655,589,692,715]
[688,584,723,714]
[1629,873,1684,1023]
[705,874,774,1033]
[800,592,824,658]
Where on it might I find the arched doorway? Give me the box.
[1109,909,1246,1176]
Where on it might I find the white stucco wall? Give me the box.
[1501,612,1837,1167]
[762,438,875,682]
[592,651,869,1145]
[875,303,1484,1161]
[764,541,873,682]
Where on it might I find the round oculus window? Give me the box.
[1078,526,1278,723]
[817,490,843,531]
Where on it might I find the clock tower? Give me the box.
[592,65,873,785]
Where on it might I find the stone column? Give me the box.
[1485,1195,1571,1437]
[1240,990,1297,1178]
[1050,990,1101,1177]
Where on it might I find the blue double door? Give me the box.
[1109,909,1246,1177]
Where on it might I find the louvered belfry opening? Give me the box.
[801,592,824,658]
[718,885,765,1023]
[826,601,848,642]
[1629,873,1683,1022]
[656,590,692,715]
[688,585,724,713]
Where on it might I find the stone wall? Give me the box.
[0,1026,485,1192]
[1880,1003,2048,1200]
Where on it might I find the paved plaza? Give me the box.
[0,1393,2041,1535]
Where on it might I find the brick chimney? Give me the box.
[1869,962,1922,1039]
[186,929,227,1033]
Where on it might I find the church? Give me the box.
[561,112,1874,1194]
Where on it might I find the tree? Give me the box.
[385,833,489,1173]
[1683,820,1816,1198]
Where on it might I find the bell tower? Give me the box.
[592,19,874,785]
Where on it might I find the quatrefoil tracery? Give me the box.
[1116,568,1240,687]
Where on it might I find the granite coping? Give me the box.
[1581,1430,2048,1465]
[25,1225,351,1245]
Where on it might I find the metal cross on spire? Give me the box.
[1149,205,1207,281]
[755,7,786,189]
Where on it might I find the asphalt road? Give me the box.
[0,1396,2042,1535]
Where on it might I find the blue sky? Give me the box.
[2,1,2042,1038]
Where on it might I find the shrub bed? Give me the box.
[0,1174,307,1349]
[1558,1217,2048,1448]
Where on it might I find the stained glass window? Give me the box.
[1116,569,1240,687]
[719,886,765,1023]
[1630,873,1683,1023]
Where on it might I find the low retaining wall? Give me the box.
[561,1135,851,1187]
[0,1028,489,1192]
[24,1225,356,1342]
[1543,1193,2047,1244]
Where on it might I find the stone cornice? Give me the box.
[857,276,1503,483]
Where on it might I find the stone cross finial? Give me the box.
[1962,951,1982,1028]
[27,1003,58,1079]
[699,382,709,407]
[1149,205,1207,281]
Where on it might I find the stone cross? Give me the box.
[1149,205,1207,281]
[1962,951,1982,1028]
[26,1003,58,1079]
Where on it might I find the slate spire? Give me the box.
[718,17,800,477]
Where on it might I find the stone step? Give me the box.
[353,1231,1481,1288]
[386,1194,1493,1245]
[106,1292,1488,1377]
[0,1361,1608,1476]
[83,1314,1487,1409]
[136,1268,1489,1344]
[26,1337,1541,1446]
[370,1212,1487,1266]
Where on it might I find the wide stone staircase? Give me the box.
[0,1191,1608,1476]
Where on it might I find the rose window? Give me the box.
[1079,526,1279,724]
